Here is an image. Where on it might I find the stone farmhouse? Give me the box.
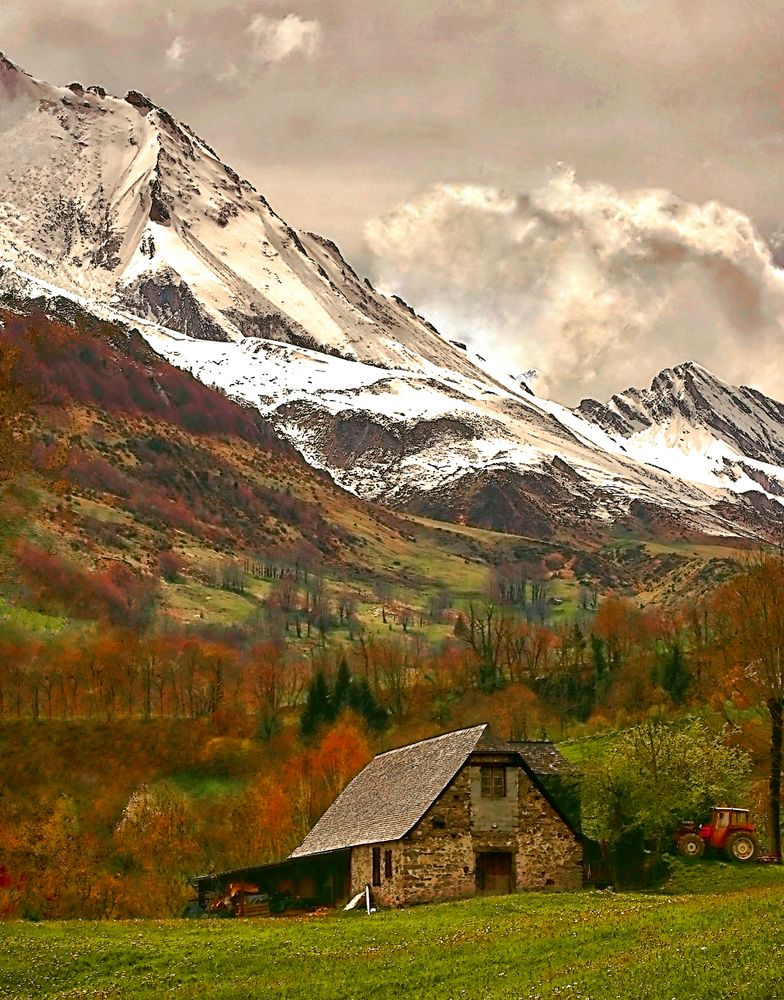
[290,723,582,906]
[189,724,582,912]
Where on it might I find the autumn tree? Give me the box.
[0,339,34,485]
[286,716,373,836]
[376,579,393,624]
[311,714,373,801]
[247,639,286,736]
[464,601,509,692]
[226,777,294,865]
[713,553,784,859]
[114,782,197,915]
[19,794,101,918]
[358,637,414,720]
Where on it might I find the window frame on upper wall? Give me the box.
[480,765,507,799]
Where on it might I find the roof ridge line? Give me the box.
[374,723,487,759]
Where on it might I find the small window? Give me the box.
[372,847,381,886]
[481,766,506,799]
[384,849,393,879]
[432,816,446,829]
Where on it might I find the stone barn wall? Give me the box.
[351,756,583,908]
[402,769,476,904]
[514,771,583,890]
[351,841,405,907]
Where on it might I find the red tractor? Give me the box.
[675,806,759,862]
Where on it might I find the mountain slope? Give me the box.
[0,303,540,627]
[1,53,783,543]
[577,362,784,498]
[0,52,479,378]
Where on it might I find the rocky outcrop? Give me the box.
[125,90,154,114]
[119,269,228,341]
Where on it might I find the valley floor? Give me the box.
[1,863,782,999]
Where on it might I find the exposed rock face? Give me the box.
[405,468,564,539]
[148,174,171,226]
[124,90,154,114]
[222,307,318,349]
[119,269,229,342]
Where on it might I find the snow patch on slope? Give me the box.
[2,52,784,540]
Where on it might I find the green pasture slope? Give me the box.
[1,863,783,1000]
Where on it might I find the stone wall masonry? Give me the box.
[402,769,476,904]
[514,772,583,890]
[349,759,583,908]
[351,841,405,908]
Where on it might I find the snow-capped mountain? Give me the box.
[0,52,475,378]
[2,53,783,542]
[578,362,784,476]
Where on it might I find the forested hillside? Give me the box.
[1,304,781,919]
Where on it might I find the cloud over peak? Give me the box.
[365,170,784,404]
[164,35,189,69]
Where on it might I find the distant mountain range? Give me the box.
[2,52,783,542]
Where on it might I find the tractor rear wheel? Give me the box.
[677,833,705,859]
[725,832,758,862]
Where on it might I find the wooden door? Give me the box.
[476,852,513,895]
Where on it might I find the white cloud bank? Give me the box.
[365,170,784,405]
[246,12,322,64]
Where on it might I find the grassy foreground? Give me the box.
[2,864,783,1000]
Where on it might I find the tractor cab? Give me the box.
[710,807,751,832]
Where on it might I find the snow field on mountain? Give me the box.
[2,51,784,539]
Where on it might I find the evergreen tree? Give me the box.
[348,676,388,732]
[333,656,352,713]
[661,643,691,706]
[589,633,608,702]
[299,669,332,739]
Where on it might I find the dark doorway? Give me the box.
[475,851,513,895]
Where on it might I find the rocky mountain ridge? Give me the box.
[1,53,783,542]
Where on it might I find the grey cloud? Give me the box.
[365,173,784,404]
[2,0,784,396]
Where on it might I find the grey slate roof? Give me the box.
[289,724,487,859]
[477,737,576,775]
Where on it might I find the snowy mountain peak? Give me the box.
[0,53,488,382]
[2,53,784,542]
[576,361,784,498]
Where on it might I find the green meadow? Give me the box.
[2,862,783,999]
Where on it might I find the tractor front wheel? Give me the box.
[677,833,705,859]
[725,832,758,862]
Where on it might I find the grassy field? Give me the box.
[2,862,783,1000]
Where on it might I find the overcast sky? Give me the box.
[3,1,784,400]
